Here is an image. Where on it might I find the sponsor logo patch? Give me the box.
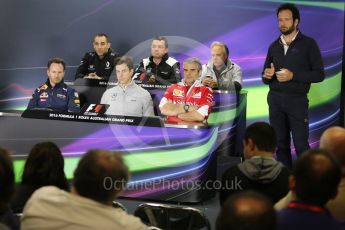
[111,93,117,100]
[40,92,48,98]
[57,94,66,99]
[173,89,184,97]
[192,92,202,98]
[39,84,48,90]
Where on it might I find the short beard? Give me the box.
[280,26,296,36]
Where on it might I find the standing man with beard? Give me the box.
[262,3,325,168]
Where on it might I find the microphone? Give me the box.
[138,67,154,81]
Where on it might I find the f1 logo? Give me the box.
[85,104,104,113]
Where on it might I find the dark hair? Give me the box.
[94,33,109,43]
[21,142,69,191]
[47,57,66,71]
[116,56,134,70]
[0,148,15,206]
[293,148,341,206]
[276,3,300,23]
[152,36,168,48]
[244,122,276,152]
[216,191,276,230]
[73,149,129,205]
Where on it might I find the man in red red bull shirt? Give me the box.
[159,57,214,122]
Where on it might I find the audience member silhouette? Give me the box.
[220,122,290,205]
[21,149,148,230]
[216,191,276,230]
[0,148,19,230]
[276,149,344,230]
[11,142,69,213]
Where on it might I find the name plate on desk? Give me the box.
[21,110,163,127]
[137,83,169,90]
[70,79,117,87]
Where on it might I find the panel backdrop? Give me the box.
[0,0,344,155]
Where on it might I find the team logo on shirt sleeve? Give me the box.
[39,84,48,91]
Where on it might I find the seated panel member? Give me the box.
[27,58,80,113]
[201,41,242,91]
[133,36,181,85]
[100,56,154,117]
[159,57,214,122]
[75,33,120,80]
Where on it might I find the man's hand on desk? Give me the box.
[84,73,102,79]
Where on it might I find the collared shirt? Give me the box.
[280,31,299,55]
[159,80,214,118]
[27,80,80,112]
[133,53,181,85]
[262,31,325,95]
[200,59,242,91]
[100,81,154,117]
[74,49,121,80]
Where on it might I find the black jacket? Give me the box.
[220,157,290,205]
[262,32,325,95]
[27,79,80,113]
[133,53,181,85]
[75,49,120,81]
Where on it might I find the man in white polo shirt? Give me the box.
[100,56,154,117]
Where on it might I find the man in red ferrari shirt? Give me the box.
[159,57,214,122]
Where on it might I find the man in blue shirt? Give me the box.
[27,58,80,112]
[262,3,325,168]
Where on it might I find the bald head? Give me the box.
[320,126,345,166]
[216,191,276,230]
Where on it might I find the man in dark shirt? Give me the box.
[133,36,181,85]
[277,149,344,230]
[262,3,325,168]
[220,122,290,206]
[27,58,80,113]
[75,33,120,81]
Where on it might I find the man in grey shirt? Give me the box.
[201,41,242,91]
[100,56,154,117]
